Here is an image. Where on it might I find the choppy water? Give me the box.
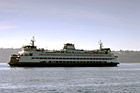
[0,63,140,93]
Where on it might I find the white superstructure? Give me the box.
[9,37,119,67]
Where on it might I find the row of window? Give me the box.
[42,61,107,64]
[39,54,108,56]
[32,57,113,60]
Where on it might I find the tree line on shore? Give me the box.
[0,48,140,63]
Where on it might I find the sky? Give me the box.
[0,0,140,50]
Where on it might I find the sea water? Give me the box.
[0,63,140,93]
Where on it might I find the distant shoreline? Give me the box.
[1,49,140,63]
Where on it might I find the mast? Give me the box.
[31,36,35,46]
[98,40,103,50]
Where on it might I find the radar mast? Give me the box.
[98,40,103,50]
[31,36,35,46]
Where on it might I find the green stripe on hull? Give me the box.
[8,62,119,67]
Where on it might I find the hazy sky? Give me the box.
[0,0,140,50]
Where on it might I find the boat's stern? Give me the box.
[8,54,20,66]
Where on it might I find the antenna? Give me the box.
[98,40,103,50]
[31,36,36,46]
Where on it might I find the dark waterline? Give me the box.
[0,63,140,93]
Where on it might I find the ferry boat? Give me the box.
[8,37,119,67]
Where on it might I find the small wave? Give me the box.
[0,63,11,70]
[0,63,9,66]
